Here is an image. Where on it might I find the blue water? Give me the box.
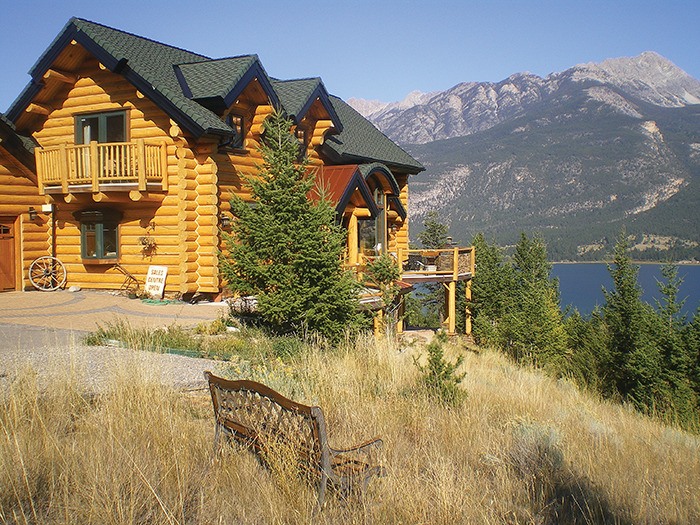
[552,263,700,317]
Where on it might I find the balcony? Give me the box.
[35,140,168,196]
[350,246,475,335]
[397,247,474,283]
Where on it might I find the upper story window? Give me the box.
[75,111,127,144]
[222,113,245,149]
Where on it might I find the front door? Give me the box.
[0,218,16,291]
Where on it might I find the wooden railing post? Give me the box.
[160,142,168,191]
[137,139,147,191]
[453,247,459,281]
[60,144,69,193]
[90,141,99,192]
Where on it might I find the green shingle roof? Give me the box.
[323,97,424,174]
[70,18,233,136]
[177,56,259,101]
[273,78,322,118]
[0,112,36,170]
[8,18,422,173]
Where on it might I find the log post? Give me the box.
[90,141,99,192]
[160,142,168,191]
[347,214,358,266]
[447,280,457,336]
[453,247,459,281]
[60,143,68,194]
[137,139,147,191]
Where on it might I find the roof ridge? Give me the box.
[71,17,211,60]
[176,54,259,67]
[273,76,322,84]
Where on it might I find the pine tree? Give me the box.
[503,233,568,371]
[652,264,698,425]
[417,211,449,250]
[602,232,660,411]
[220,111,359,341]
[564,308,609,391]
[469,233,515,346]
[409,211,450,329]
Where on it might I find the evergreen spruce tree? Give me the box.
[602,232,660,411]
[469,233,515,346]
[220,111,359,341]
[652,264,698,425]
[417,211,449,250]
[564,308,609,391]
[502,233,568,371]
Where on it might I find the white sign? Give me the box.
[144,265,168,299]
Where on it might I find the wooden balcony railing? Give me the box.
[35,140,168,195]
[397,246,475,283]
[347,246,475,284]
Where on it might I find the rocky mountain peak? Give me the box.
[350,52,700,145]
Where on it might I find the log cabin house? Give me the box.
[1,18,474,334]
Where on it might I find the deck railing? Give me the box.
[35,140,168,194]
[348,246,475,283]
[397,247,474,281]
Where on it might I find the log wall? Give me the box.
[29,53,190,293]
[0,148,49,290]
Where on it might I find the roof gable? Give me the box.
[7,18,230,137]
[273,78,342,131]
[315,164,379,217]
[176,55,280,112]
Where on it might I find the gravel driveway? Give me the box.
[0,290,230,394]
[0,325,228,394]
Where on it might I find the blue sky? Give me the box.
[1,0,698,112]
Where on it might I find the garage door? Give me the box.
[0,218,16,291]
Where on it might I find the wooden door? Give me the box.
[0,218,16,291]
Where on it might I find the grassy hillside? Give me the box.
[2,329,699,524]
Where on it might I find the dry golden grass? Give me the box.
[1,332,699,524]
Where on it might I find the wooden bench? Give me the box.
[204,371,384,506]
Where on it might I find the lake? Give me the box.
[552,263,700,317]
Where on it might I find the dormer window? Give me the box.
[222,113,244,149]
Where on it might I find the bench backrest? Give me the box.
[204,372,329,476]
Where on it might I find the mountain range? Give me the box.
[349,52,700,261]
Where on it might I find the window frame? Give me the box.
[74,110,127,145]
[221,113,245,150]
[74,209,122,263]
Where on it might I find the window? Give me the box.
[75,111,126,144]
[358,219,377,257]
[373,187,386,255]
[222,113,245,149]
[295,127,307,160]
[74,209,122,261]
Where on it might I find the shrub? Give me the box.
[414,331,466,406]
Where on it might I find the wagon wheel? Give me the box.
[29,256,67,291]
